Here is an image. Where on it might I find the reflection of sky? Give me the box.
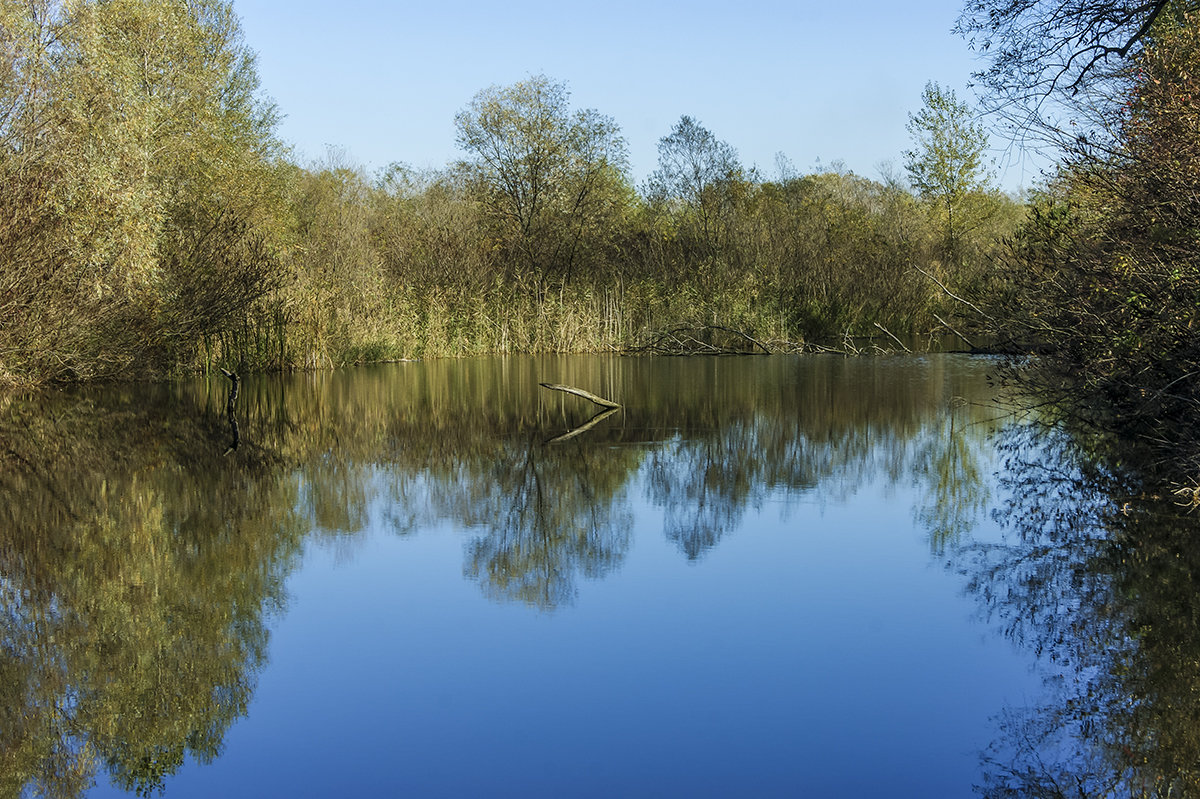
[97,465,1044,798]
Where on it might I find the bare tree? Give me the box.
[956,0,1195,148]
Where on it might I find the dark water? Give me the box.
[3,354,1199,798]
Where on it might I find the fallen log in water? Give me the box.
[539,383,622,409]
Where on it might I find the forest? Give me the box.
[2,0,1198,468]
[0,0,1020,385]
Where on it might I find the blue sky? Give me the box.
[233,0,1043,191]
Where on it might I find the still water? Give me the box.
[3,354,1198,797]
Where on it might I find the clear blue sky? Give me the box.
[233,0,1041,192]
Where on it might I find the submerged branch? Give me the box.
[220,368,240,455]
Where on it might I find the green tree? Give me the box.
[647,115,744,255]
[285,155,388,366]
[904,82,993,263]
[454,74,629,286]
[0,0,284,384]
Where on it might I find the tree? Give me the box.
[647,115,743,254]
[904,82,993,262]
[454,74,629,285]
[0,0,285,383]
[956,0,1194,147]
[983,11,1200,471]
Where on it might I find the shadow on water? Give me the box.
[11,353,1190,795]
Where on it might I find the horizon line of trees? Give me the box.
[0,0,1023,390]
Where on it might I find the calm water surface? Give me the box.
[4,354,1199,797]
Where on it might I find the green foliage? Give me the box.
[905,83,991,204]
[904,82,995,265]
[454,74,630,285]
[738,170,940,337]
[0,0,283,383]
[0,13,1026,388]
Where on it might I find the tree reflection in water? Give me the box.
[956,423,1200,797]
[914,407,993,555]
[646,424,758,561]
[0,354,1019,794]
[0,387,304,798]
[460,435,634,608]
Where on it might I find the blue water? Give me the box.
[8,355,1059,798]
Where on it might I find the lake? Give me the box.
[4,354,1198,797]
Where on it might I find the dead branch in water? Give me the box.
[220,368,240,455]
[539,383,622,409]
[873,322,911,353]
[932,313,979,352]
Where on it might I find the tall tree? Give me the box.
[904,82,993,262]
[454,74,629,285]
[647,115,743,254]
[0,0,284,382]
[978,6,1200,470]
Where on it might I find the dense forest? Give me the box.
[0,0,1021,388]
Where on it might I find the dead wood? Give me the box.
[539,383,622,409]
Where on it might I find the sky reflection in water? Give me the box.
[6,354,1183,797]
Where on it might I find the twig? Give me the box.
[915,267,993,321]
[873,322,911,353]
